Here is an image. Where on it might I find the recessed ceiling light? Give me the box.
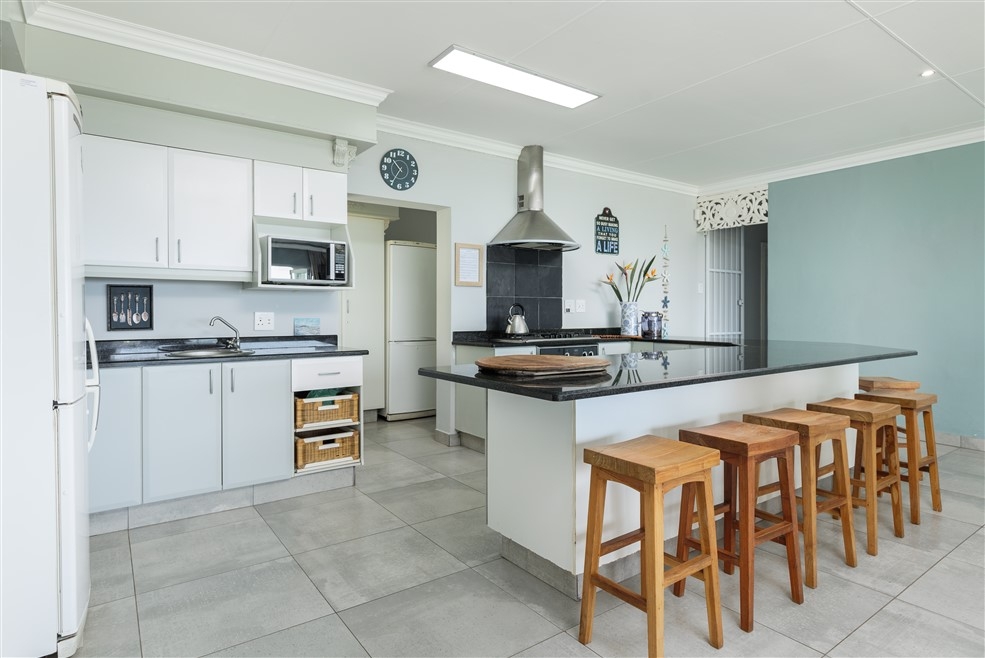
[429,45,598,109]
[921,69,936,77]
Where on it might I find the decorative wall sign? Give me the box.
[695,186,768,232]
[455,243,483,286]
[107,284,153,331]
[594,207,619,254]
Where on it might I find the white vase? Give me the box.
[620,301,640,336]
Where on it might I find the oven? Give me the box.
[537,344,598,357]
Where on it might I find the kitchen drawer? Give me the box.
[292,356,362,391]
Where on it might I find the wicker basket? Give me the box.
[294,392,359,429]
[295,429,360,470]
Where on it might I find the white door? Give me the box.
[387,341,437,415]
[387,242,436,341]
[302,168,347,223]
[705,227,744,343]
[253,160,302,220]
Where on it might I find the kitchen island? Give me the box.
[420,340,915,597]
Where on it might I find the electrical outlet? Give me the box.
[564,299,574,313]
[697,282,705,294]
[576,299,586,313]
[254,312,274,331]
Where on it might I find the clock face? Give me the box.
[380,148,418,191]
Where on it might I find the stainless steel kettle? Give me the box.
[505,303,530,335]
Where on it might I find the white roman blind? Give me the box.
[695,186,768,232]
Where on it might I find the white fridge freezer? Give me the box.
[0,70,99,657]
[383,241,436,420]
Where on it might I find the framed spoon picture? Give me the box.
[107,284,153,331]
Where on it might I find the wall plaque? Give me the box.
[594,208,619,254]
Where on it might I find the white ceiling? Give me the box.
[22,0,985,192]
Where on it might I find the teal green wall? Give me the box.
[769,143,984,438]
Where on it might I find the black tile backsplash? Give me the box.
[485,246,564,332]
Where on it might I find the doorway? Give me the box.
[705,224,768,343]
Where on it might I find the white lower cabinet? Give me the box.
[142,363,222,503]
[89,368,143,513]
[222,361,292,488]
[454,345,536,439]
[598,341,631,355]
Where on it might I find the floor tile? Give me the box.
[412,447,487,476]
[131,517,288,593]
[360,440,410,466]
[338,569,559,657]
[75,597,141,658]
[413,506,501,567]
[363,420,435,444]
[127,487,253,529]
[898,557,985,630]
[353,459,444,495]
[261,491,405,554]
[571,589,821,657]
[451,469,487,493]
[295,526,467,610]
[366,477,486,524]
[384,435,461,459]
[711,549,892,653]
[830,598,985,657]
[514,631,601,657]
[207,614,368,657]
[948,528,985,568]
[474,558,621,631]
[252,467,353,505]
[129,506,260,544]
[136,557,332,657]
[88,530,134,605]
[254,485,360,517]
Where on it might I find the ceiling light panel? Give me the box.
[430,45,598,109]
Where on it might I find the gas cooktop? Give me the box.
[493,331,597,345]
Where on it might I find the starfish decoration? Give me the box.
[661,243,670,257]
[661,295,670,309]
[661,354,670,368]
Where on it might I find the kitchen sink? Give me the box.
[164,347,255,359]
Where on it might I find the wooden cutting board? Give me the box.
[475,354,610,377]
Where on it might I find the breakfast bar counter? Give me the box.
[420,340,915,597]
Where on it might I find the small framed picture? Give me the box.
[455,243,484,287]
[107,284,153,331]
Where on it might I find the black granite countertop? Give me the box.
[452,328,732,348]
[92,335,368,368]
[421,340,917,402]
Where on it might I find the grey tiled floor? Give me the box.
[81,420,985,657]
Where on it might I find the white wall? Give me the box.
[347,133,703,336]
[84,279,341,341]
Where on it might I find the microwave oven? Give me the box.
[259,236,348,286]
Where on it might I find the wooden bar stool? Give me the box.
[806,398,904,555]
[858,376,920,392]
[579,435,723,658]
[855,390,942,524]
[742,408,857,589]
[675,421,803,633]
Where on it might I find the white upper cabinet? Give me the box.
[169,149,253,272]
[83,135,168,267]
[254,161,347,224]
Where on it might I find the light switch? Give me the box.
[576,299,586,312]
[564,299,574,313]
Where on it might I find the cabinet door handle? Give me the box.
[318,371,341,377]
[230,368,235,393]
[209,369,213,394]
[177,239,182,263]
[309,194,314,216]
[155,237,160,262]
[292,192,297,215]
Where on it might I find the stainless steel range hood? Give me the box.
[488,145,580,251]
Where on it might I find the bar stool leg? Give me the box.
[902,407,923,524]
[695,471,724,649]
[862,425,880,556]
[777,450,804,604]
[831,433,857,568]
[723,464,737,575]
[737,456,756,632]
[641,482,665,657]
[579,468,606,644]
[672,483,695,598]
[924,407,943,512]
[884,426,905,538]
[852,435,864,506]
[799,440,819,588]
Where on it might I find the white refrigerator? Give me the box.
[383,241,436,420]
[0,71,100,657]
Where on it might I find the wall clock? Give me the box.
[379,148,418,191]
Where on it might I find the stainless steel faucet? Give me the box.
[209,316,240,350]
